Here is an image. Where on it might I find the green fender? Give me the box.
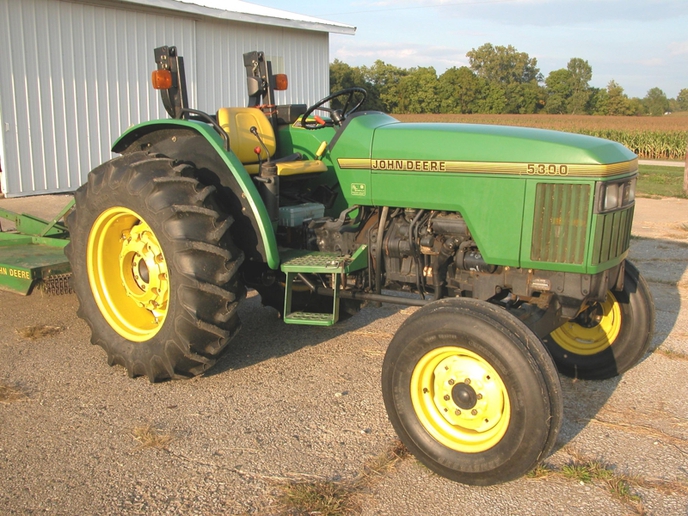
[113,119,280,269]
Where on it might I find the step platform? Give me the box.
[280,246,367,326]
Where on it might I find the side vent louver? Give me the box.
[531,183,591,264]
[591,206,634,265]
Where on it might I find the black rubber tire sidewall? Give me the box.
[382,298,561,485]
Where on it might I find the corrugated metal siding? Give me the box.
[194,19,329,113]
[0,0,330,197]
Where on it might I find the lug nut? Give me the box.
[464,378,471,385]
[448,379,455,385]
[471,409,478,416]
[443,395,450,401]
[455,409,461,416]
[477,394,483,400]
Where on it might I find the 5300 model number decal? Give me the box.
[526,164,568,176]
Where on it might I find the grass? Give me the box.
[16,324,64,340]
[653,347,688,362]
[132,424,174,450]
[526,463,555,479]
[276,441,669,515]
[547,454,644,513]
[276,440,408,515]
[278,481,358,516]
[637,165,687,198]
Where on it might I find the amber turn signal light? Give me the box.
[274,74,288,91]
[151,69,173,90]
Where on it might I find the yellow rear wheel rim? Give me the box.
[87,207,169,342]
[551,291,622,356]
[410,346,511,453]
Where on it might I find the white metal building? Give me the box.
[0,0,355,197]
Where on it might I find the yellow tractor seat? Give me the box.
[217,107,326,177]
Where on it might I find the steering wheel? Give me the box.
[301,87,367,130]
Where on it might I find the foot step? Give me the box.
[279,247,367,326]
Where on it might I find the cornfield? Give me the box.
[395,114,688,161]
[576,129,687,160]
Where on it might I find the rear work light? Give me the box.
[151,69,173,90]
[273,74,288,91]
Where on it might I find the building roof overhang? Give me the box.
[120,0,356,35]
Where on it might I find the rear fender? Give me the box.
[113,120,279,269]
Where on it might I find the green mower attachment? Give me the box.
[0,199,74,295]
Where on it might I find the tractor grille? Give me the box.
[531,183,591,265]
[591,205,634,265]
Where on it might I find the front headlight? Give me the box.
[603,183,621,211]
[623,177,636,204]
[596,175,637,214]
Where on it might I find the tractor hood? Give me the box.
[370,121,637,170]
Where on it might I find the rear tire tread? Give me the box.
[66,152,245,381]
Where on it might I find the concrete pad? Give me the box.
[0,196,686,514]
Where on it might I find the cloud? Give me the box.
[323,0,687,22]
[668,41,688,55]
[638,58,665,67]
[363,0,688,27]
[331,40,470,70]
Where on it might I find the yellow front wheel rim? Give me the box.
[87,207,169,342]
[410,346,511,453]
[551,291,622,356]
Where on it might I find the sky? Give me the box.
[250,0,688,100]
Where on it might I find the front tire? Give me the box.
[543,261,655,380]
[66,152,245,381]
[382,298,562,485]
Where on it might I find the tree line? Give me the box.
[330,43,688,116]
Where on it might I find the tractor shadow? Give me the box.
[206,290,407,376]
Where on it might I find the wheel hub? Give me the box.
[452,382,478,410]
[432,354,505,433]
[410,346,511,453]
[119,223,169,316]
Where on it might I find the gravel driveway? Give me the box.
[1,196,687,515]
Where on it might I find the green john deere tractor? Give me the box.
[65,46,654,485]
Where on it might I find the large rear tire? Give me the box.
[66,152,245,381]
[543,261,654,380]
[382,298,562,485]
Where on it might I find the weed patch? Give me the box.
[132,424,173,450]
[277,440,408,515]
[278,481,359,516]
[654,347,688,362]
[16,325,64,340]
[526,462,555,479]
[543,451,656,514]
[0,381,27,403]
